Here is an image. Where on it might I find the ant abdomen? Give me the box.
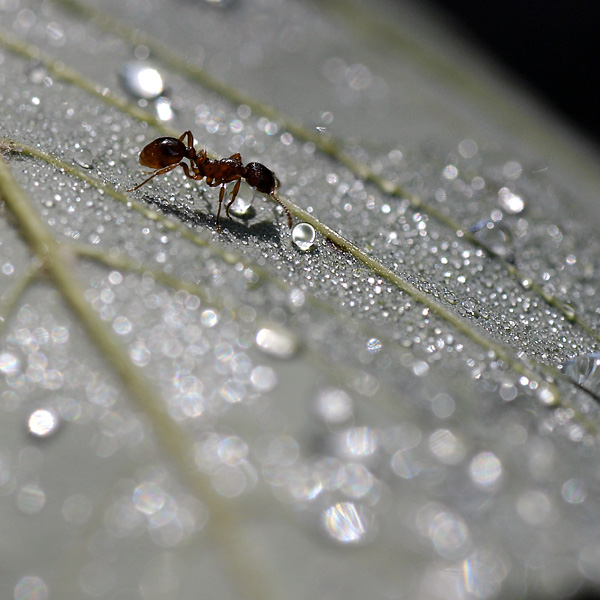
[245,162,277,195]
[140,137,186,169]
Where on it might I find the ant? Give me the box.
[128,130,292,231]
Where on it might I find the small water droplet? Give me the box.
[291,222,317,251]
[28,408,60,438]
[119,61,165,100]
[72,147,94,169]
[564,353,600,394]
[255,326,299,359]
[321,501,376,545]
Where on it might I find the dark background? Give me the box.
[425,1,600,148]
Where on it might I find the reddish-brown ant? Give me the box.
[128,130,292,231]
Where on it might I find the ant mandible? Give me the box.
[128,130,293,231]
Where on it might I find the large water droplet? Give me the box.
[563,353,600,394]
[228,195,254,218]
[292,222,317,251]
[321,501,376,544]
[28,408,60,438]
[470,219,512,257]
[119,62,165,100]
[72,147,94,169]
[255,326,299,359]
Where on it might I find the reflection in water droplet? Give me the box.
[119,62,165,100]
[469,452,502,487]
[314,388,353,424]
[28,408,60,438]
[470,220,512,257]
[564,353,600,394]
[14,575,49,600]
[228,195,253,218]
[498,187,525,213]
[17,483,46,514]
[321,502,375,544]
[291,222,317,251]
[255,326,299,359]
[72,147,94,169]
[463,549,508,598]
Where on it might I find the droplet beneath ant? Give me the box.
[127,130,292,232]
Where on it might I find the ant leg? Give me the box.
[179,162,203,181]
[270,193,293,228]
[216,184,226,231]
[127,162,181,192]
[225,178,242,218]
[179,131,194,147]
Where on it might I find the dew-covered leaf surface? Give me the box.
[2,1,600,599]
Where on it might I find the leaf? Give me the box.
[1,1,600,599]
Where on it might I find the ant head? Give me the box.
[245,162,276,194]
[139,137,186,169]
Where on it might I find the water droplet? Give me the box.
[564,354,600,395]
[498,187,525,214]
[291,222,317,251]
[426,509,470,558]
[250,365,278,391]
[562,479,587,504]
[14,575,49,600]
[429,429,465,464]
[470,220,512,257]
[469,452,502,487]
[516,490,551,524]
[16,483,46,514]
[28,408,60,438]
[227,195,253,218]
[344,426,379,457]
[314,388,353,424]
[155,96,174,121]
[321,502,375,544]
[255,326,299,359]
[119,62,165,100]
[133,482,167,515]
[462,550,508,598]
[366,338,382,353]
[72,147,94,169]
[0,352,20,375]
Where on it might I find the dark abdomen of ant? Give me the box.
[245,162,277,195]
[128,130,292,231]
